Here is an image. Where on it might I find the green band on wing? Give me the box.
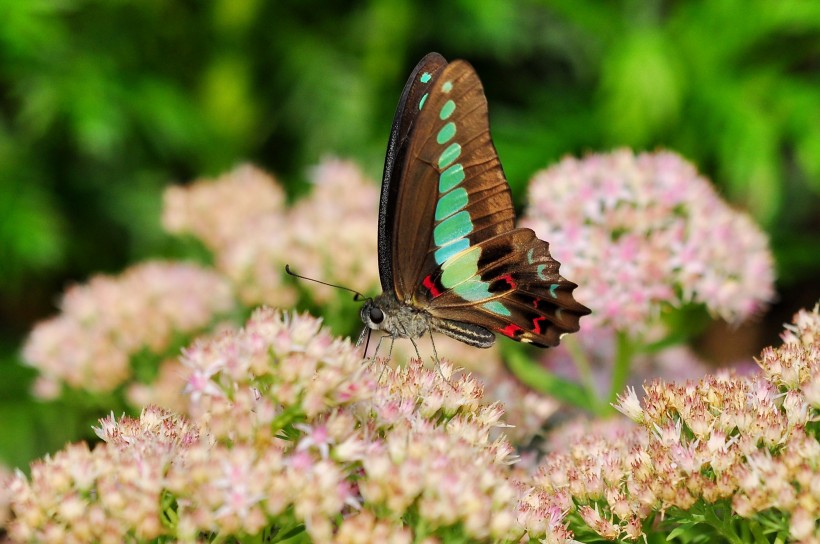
[420,72,432,83]
[483,300,511,316]
[537,264,548,280]
[442,80,453,92]
[433,211,472,247]
[527,248,535,264]
[549,284,558,298]
[436,122,456,144]
[439,164,465,192]
[441,246,481,287]
[453,278,493,301]
[438,143,462,169]
[435,187,468,221]
[440,100,456,120]
[434,238,469,265]
[419,93,428,110]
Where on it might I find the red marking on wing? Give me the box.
[422,275,441,298]
[499,323,523,338]
[532,298,540,309]
[532,316,546,335]
[500,274,517,289]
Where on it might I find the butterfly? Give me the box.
[359,52,590,352]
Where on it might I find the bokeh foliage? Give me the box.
[1,0,818,465]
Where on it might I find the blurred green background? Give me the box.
[1,0,819,468]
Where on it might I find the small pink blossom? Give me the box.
[535,304,820,541]
[22,262,233,395]
[522,149,775,336]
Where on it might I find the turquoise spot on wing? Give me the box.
[419,93,428,110]
[527,248,535,264]
[435,187,468,221]
[439,164,465,192]
[549,284,558,298]
[434,211,472,247]
[438,143,462,169]
[441,246,481,288]
[537,264,548,280]
[434,238,469,265]
[440,100,456,120]
[442,80,453,92]
[483,301,511,316]
[436,122,456,144]
[453,278,492,301]
[420,72,432,83]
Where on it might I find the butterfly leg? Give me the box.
[429,329,440,365]
[429,329,457,390]
[370,334,398,387]
[371,334,387,363]
[407,336,424,364]
[387,337,396,360]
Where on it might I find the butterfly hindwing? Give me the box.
[425,229,587,347]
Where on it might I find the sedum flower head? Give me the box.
[162,158,379,307]
[537,304,819,542]
[0,465,12,529]
[8,406,199,543]
[286,158,380,302]
[163,163,287,250]
[390,334,559,445]
[22,261,233,395]
[10,309,576,543]
[522,149,775,335]
[163,163,296,308]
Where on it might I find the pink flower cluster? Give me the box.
[523,149,775,335]
[0,465,12,528]
[535,305,819,542]
[390,334,560,444]
[287,159,380,302]
[22,261,233,395]
[8,309,574,543]
[163,159,379,306]
[758,304,820,406]
[162,164,297,308]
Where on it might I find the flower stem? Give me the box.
[562,334,599,411]
[505,347,592,409]
[607,331,634,411]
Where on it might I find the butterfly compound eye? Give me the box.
[369,307,384,324]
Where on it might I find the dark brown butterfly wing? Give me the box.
[385,58,516,302]
[381,53,589,347]
[378,52,448,296]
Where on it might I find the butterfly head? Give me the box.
[360,299,385,331]
[360,294,432,340]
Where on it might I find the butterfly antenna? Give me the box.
[285,264,369,301]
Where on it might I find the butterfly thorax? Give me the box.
[360,294,431,339]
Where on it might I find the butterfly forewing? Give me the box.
[385,60,516,302]
[378,53,448,296]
